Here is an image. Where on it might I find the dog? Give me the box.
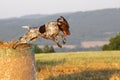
[13,16,70,49]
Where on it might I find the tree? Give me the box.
[43,45,50,53]
[49,46,55,53]
[34,45,43,53]
[43,45,55,53]
[102,33,120,50]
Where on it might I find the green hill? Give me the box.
[0,8,120,51]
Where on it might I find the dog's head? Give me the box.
[57,16,70,36]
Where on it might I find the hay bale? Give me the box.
[0,41,36,80]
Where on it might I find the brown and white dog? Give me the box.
[13,16,70,49]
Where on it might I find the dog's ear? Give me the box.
[60,16,64,18]
[39,24,46,33]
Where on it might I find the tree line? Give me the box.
[33,32,120,53]
[102,32,120,50]
[33,45,55,53]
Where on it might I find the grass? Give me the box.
[35,51,120,80]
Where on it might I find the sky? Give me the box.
[0,0,120,19]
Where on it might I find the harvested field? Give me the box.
[36,51,120,80]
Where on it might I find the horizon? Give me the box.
[0,0,120,19]
[0,8,120,19]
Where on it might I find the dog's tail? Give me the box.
[22,26,30,30]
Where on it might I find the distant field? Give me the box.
[35,51,120,80]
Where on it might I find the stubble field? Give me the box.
[35,51,120,80]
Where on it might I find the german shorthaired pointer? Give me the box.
[13,16,70,49]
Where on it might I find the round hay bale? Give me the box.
[0,41,36,80]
